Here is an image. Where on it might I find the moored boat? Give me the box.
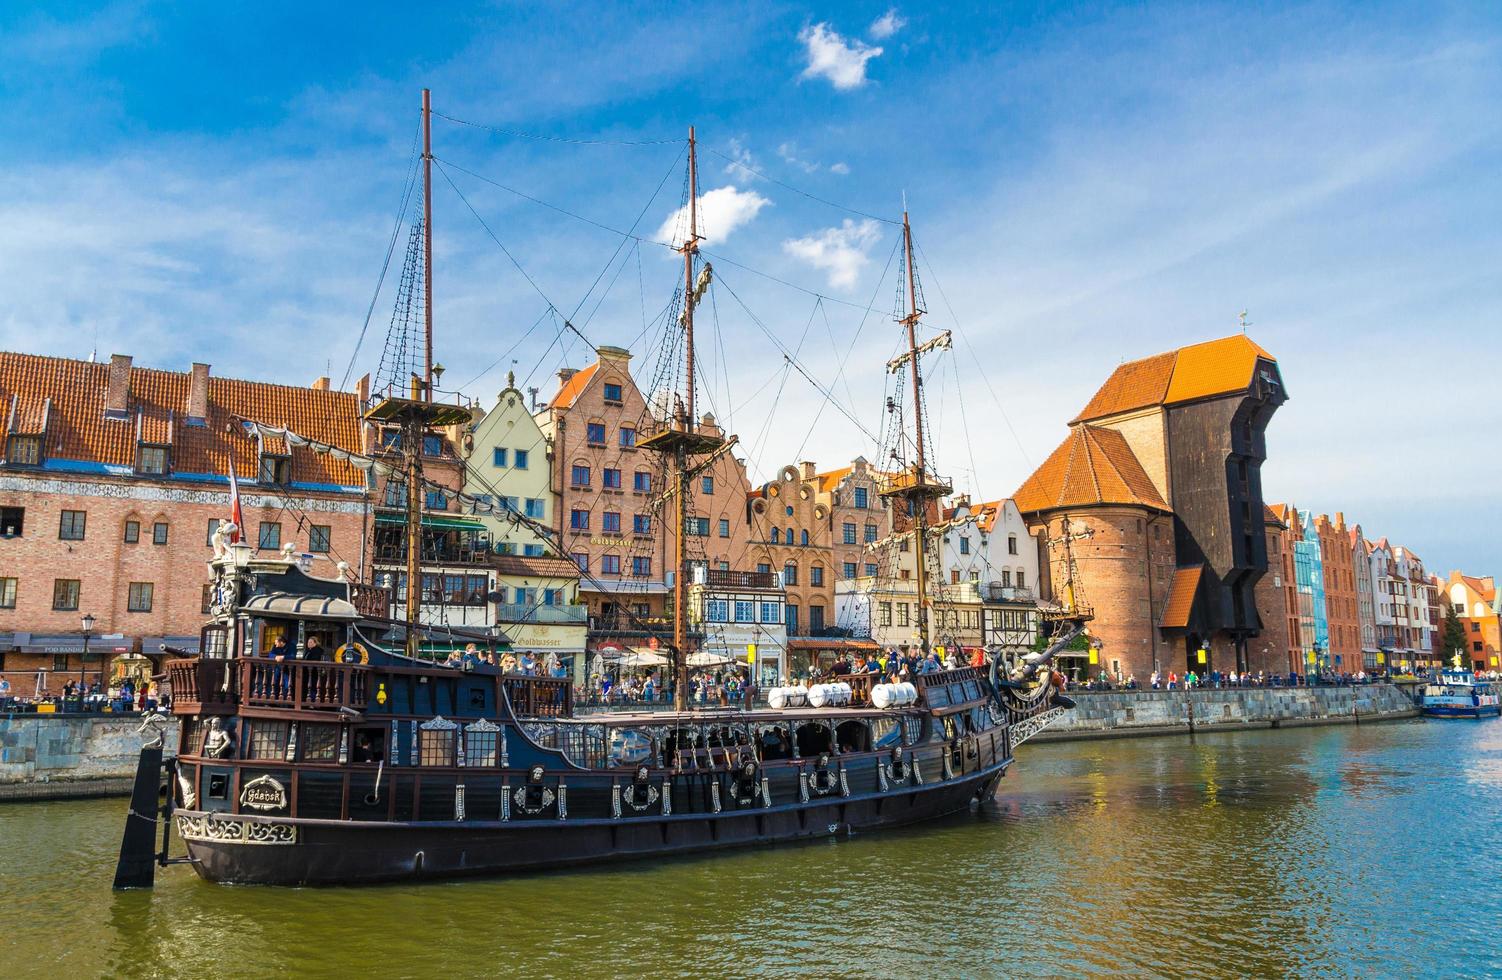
[1421,668,1501,719]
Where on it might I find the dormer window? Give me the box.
[258,454,291,485]
[6,435,41,467]
[137,444,169,475]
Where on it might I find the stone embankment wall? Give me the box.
[0,714,178,800]
[1035,683,1418,743]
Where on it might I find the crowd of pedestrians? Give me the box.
[0,675,161,713]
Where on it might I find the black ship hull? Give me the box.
[175,759,1009,886]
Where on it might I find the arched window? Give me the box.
[771,527,781,544]
[800,529,809,547]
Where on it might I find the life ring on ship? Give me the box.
[336,642,369,665]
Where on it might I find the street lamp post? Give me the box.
[80,613,96,702]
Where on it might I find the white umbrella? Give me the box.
[686,651,732,667]
[621,650,669,668]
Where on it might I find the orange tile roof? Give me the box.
[1074,335,1275,423]
[548,363,598,410]
[814,465,853,493]
[0,352,363,488]
[1460,574,1496,603]
[1160,565,1203,629]
[1013,425,1170,514]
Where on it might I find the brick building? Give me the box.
[1315,513,1361,674]
[1444,572,1501,671]
[747,462,842,677]
[0,352,368,695]
[1251,506,1294,676]
[1016,335,1285,679]
[1349,523,1380,669]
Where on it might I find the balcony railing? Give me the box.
[502,675,572,718]
[168,657,370,714]
[374,544,492,566]
[493,602,588,625]
[984,584,1035,603]
[702,568,780,590]
[349,582,392,619]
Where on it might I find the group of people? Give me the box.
[0,675,160,713]
[438,645,569,678]
[823,648,959,686]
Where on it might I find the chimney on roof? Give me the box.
[105,354,132,420]
[528,387,540,412]
[186,362,210,426]
[800,461,816,480]
[596,345,632,365]
[557,367,578,390]
[955,493,971,510]
[311,376,330,391]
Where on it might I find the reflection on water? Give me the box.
[3,719,1500,978]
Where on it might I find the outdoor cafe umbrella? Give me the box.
[620,650,670,668]
[686,651,732,667]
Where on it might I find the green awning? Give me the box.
[374,513,487,531]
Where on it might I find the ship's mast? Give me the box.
[683,126,700,431]
[901,212,932,658]
[422,88,434,403]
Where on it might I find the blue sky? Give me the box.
[2,1,1499,575]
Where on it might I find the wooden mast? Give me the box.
[422,88,434,404]
[673,126,702,711]
[901,211,932,659]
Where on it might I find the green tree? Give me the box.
[1441,603,1470,669]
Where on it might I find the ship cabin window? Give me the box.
[419,727,456,767]
[870,717,903,749]
[248,721,290,760]
[207,772,231,800]
[795,723,833,757]
[464,725,499,767]
[352,728,385,764]
[835,719,872,754]
[759,726,794,761]
[607,728,655,768]
[301,724,339,762]
[200,626,229,659]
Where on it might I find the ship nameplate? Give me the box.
[240,774,288,812]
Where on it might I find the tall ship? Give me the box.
[114,92,1085,887]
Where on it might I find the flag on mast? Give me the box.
[228,466,244,543]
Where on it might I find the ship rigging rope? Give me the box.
[430,110,685,146]
[704,146,902,227]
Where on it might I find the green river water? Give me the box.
[2,719,1498,978]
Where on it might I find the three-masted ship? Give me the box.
[113,91,1083,888]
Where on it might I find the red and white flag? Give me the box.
[228,467,244,543]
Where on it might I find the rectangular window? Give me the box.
[719,518,730,538]
[1017,570,1025,587]
[309,525,331,553]
[59,510,87,540]
[52,579,80,611]
[425,489,448,510]
[706,599,729,622]
[865,563,878,577]
[864,523,878,543]
[603,467,622,489]
[619,427,636,448]
[205,518,220,545]
[757,562,771,574]
[571,465,591,487]
[258,522,282,550]
[734,600,755,623]
[523,544,545,557]
[897,604,911,627]
[879,602,893,626]
[633,514,652,535]
[701,476,714,495]
[842,522,856,544]
[959,537,970,555]
[497,496,519,513]
[843,561,857,579]
[201,583,212,614]
[152,522,169,546]
[783,564,798,586]
[419,728,456,767]
[586,423,607,446]
[854,487,868,509]
[1008,535,1019,555]
[602,511,621,533]
[137,445,169,475]
[513,449,529,469]
[603,382,624,404]
[632,556,652,577]
[493,447,507,467]
[633,471,652,493]
[760,602,781,624]
[811,565,824,586]
[684,517,710,536]
[0,577,15,609]
[601,554,621,575]
[786,605,799,634]
[124,520,140,543]
[258,455,291,485]
[570,509,590,531]
[572,552,588,572]
[524,498,545,519]
[514,587,537,606]
[466,726,498,767]
[6,434,41,466]
[248,721,290,760]
[422,435,443,457]
[302,724,339,762]
[127,582,154,612]
[0,506,23,537]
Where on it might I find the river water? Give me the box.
[3,718,1499,978]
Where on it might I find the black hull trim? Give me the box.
[179,762,1010,886]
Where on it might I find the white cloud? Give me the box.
[798,23,882,90]
[722,137,760,179]
[655,185,770,246]
[782,219,883,289]
[869,9,906,41]
[829,161,851,175]
[777,141,820,173]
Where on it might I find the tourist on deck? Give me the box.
[1167,671,1178,690]
[462,643,481,668]
[642,674,656,702]
[0,676,10,708]
[304,636,327,662]
[519,651,537,675]
[442,650,463,669]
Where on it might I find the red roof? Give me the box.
[1074,335,1275,423]
[0,352,363,487]
[1160,565,1203,629]
[1014,425,1170,514]
[548,363,598,410]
